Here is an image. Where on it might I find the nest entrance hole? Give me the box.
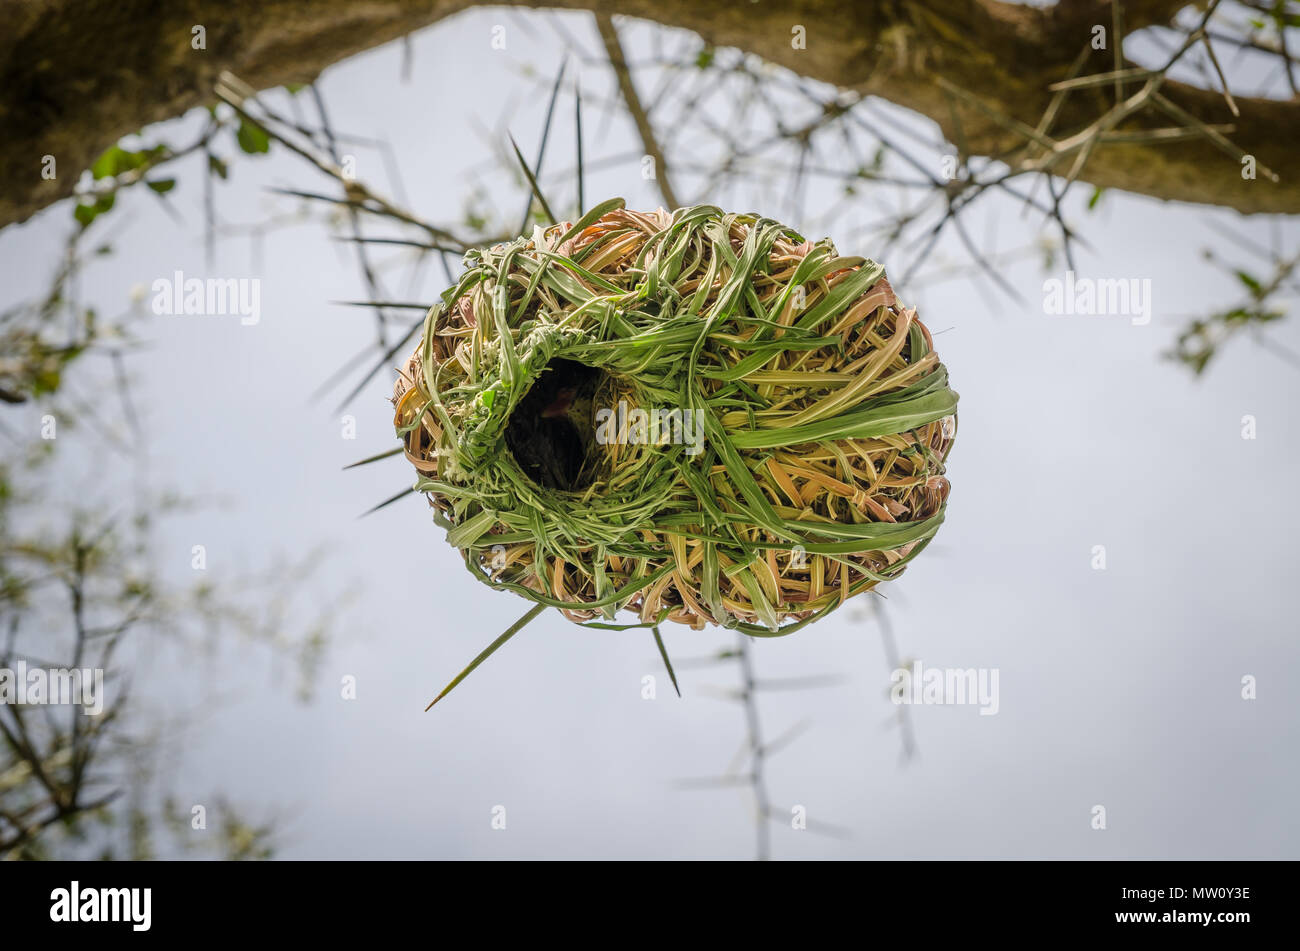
[504,358,606,492]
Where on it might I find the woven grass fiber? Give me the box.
[393,198,958,639]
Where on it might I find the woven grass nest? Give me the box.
[393,198,957,642]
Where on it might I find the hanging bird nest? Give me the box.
[393,199,957,638]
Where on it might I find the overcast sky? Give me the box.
[2,7,1297,859]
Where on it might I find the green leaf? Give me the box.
[236,120,270,155]
[358,486,413,518]
[341,446,402,471]
[90,146,125,179]
[507,132,556,225]
[652,626,681,697]
[284,82,306,94]
[695,46,715,69]
[145,178,176,194]
[208,154,229,180]
[446,508,498,549]
[32,367,62,396]
[73,192,116,228]
[425,603,547,709]
[1087,186,1106,210]
[1235,270,1263,296]
[90,145,148,180]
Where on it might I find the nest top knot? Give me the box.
[394,198,957,636]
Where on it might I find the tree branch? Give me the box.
[0,0,1295,227]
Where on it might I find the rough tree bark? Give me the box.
[0,0,1293,228]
